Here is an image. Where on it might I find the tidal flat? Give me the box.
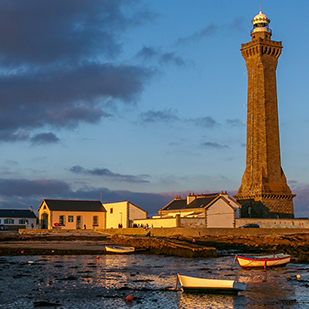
[0,253,309,308]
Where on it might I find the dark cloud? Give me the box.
[70,165,150,183]
[0,178,71,197]
[30,132,60,145]
[192,116,219,128]
[139,109,179,123]
[0,0,153,66]
[0,178,173,215]
[289,183,309,218]
[176,24,219,45]
[201,142,229,149]
[136,47,159,60]
[0,1,155,142]
[137,46,186,67]
[226,118,244,127]
[175,18,245,46]
[0,63,151,136]
[159,52,185,66]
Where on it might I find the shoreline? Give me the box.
[0,229,308,262]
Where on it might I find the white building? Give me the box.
[103,201,148,229]
[134,192,242,228]
[0,208,38,229]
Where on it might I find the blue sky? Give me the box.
[1,0,309,217]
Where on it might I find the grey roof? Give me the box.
[41,199,106,212]
[0,209,37,218]
[162,193,220,211]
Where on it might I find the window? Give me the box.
[4,219,14,224]
[93,216,98,226]
[0,219,1,223]
[19,219,26,224]
[59,216,65,226]
[110,208,113,214]
[68,216,74,223]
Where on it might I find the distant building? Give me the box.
[0,208,38,229]
[103,201,148,229]
[38,199,106,229]
[134,192,241,228]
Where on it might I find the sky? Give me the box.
[1,0,309,217]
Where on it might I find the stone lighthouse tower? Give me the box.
[235,11,295,218]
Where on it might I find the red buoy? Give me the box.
[125,295,134,301]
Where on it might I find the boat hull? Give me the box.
[105,246,135,253]
[236,253,291,269]
[177,274,247,294]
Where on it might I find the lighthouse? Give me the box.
[235,11,295,218]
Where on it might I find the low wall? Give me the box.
[236,218,309,228]
[133,217,177,228]
[95,227,309,237]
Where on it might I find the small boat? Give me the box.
[236,253,291,269]
[177,274,247,294]
[105,245,135,253]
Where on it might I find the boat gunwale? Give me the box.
[236,254,291,262]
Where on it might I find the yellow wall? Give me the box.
[104,202,128,228]
[133,217,177,228]
[51,211,106,229]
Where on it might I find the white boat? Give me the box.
[236,253,291,269]
[177,274,247,294]
[105,245,135,253]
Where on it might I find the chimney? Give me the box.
[187,193,196,204]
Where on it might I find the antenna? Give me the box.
[259,0,262,12]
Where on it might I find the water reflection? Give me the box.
[0,254,307,308]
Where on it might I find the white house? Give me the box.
[0,208,38,229]
[103,201,148,229]
[134,192,242,228]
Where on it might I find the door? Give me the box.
[41,213,48,229]
[76,216,82,229]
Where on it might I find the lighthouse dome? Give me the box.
[251,10,271,34]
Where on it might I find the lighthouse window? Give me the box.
[252,70,254,76]
[251,92,253,98]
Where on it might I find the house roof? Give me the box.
[40,200,106,212]
[162,193,221,211]
[0,209,37,218]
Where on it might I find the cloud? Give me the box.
[69,165,151,183]
[0,0,154,66]
[139,109,179,123]
[30,132,60,145]
[136,46,186,67]
[0,1,155,142]
[191,116,219,128]
[176,24,219,45]
[0,63,151,135]
[201,141,229,149]
[0,177,173,215]
[175,18,245,46]
[0,178,71,197]
[226,118,244,127]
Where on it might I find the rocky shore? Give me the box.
[0,230,309,262]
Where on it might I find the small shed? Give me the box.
[38,199,106,229]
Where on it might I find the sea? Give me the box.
[0,253,309,309]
